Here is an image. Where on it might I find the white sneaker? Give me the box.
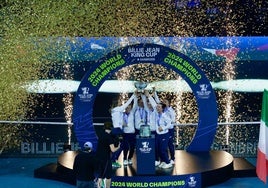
[128,159,132,165]
[161,162,172,169]
[123,160,128,166]
[170,160,175,165]
[159,162,165,168]
[155,161,160,166]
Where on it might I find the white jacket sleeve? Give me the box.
[153,91,161,104]
[116,93,135,111]
[148,95,157,109]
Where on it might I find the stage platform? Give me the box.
[34,150,256,187]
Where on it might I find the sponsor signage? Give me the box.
[111,174,201,188]
[73,43,218,152]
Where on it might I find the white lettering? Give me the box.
[56,142,64,153]
[20,142,81,155]
[21,143,31,154]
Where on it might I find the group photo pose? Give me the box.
[106,86,177,171]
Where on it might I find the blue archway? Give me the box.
[73,43,218,152]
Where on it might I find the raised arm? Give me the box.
[132,91,138,111]
[153,87,161,104]
[113,93,135,112]
[144,90,157,109]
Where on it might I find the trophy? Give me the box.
[140,124,151,138]
[134,81,147,93]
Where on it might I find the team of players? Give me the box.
[110,88,176,169]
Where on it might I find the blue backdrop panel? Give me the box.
[136,135,155,175]
[73,43,218,152]
[111,173,201,188]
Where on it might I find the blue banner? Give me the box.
[111,174,201,188]
[73,43,218,152]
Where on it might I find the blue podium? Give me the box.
[136,135,155,175]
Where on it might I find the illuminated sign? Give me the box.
[110,174,201,188]
[73,43,218,152]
